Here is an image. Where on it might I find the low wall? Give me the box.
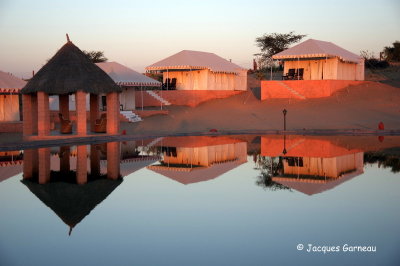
[135,90,243,107]
[261,80,369,100]
[0,122,23,133]
[50,111,107,123]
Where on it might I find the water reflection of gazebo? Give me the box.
[22,142,122,234]
[21,36,122,139]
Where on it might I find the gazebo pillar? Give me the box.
[37,92,50,136]
[90,145,100,176]
[23,149,38,179]
[90,94,99,132]
[106,92,120,134]
[107,142,120,180]
[38,147,50,184]
[76,91,87,135]
[59,94,70,120]
[22,94,38,137]
[60,146,70,173]
[76,145,87,184]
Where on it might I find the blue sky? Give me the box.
[0,0,399,78]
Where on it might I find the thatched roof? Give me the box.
[21,41,121,95]
[21,178,122,234]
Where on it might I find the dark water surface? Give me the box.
[0,135,399,266]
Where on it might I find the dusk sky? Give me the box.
[0,0,399,78]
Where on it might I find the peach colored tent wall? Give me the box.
[162,69,246,91]
[119,89,136,110]
[283,58,364,81]
[282,152,363,178]
[163,142,247,167]
[0,95,19,121]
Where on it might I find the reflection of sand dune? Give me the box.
[148,136,247,184]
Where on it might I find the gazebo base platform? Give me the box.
[0,122,23,133]
[24,131,120,142]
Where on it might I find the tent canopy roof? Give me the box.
[148,160,244,185]
[21,41,121,95]
[0,70,26,93]
[272,39,362,63]
[272,169,363,195]
[96,62,161,87]
[146,50,246,74]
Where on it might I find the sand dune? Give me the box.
[123,81,400,136]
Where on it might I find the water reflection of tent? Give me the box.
[261,136,364,195]
[22,178,121,234]
[147,136,247,184]
[0,151,23,182]
[149,160,244,185]
[0,70,25,122]
[272,169,363,195]
[101,156,160,178]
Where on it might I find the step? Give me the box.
[146,137,164,148]
[119,111,142,123]
[278,81,306,99]
[146,90,171,105]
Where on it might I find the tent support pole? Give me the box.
[270,60,273,80]
[141,85,143,111]
[297,57,299,80]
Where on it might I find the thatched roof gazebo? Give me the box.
[21,35,122,138]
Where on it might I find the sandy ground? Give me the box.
[1,74,400,148]
[122,81,400,136]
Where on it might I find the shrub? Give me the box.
[365,59,389,69]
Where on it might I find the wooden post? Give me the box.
[107,142,120,180]
[59,94,69,120]
[37,92,50,136]
[38,147,50,184]
[76,91,87,135]
[60,146,70,173]
[76,145,87,184]
[22,94,37,137]
[23,149,38,179]
[90,145,100,176]
[90,94,99,132]
[106,92,119,134]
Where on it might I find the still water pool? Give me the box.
[0,135,399,266]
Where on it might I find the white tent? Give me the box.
[96,62,161,86]
[146,50,247,91]
[50,62,161,111]
[0,70,25,121]
[272,39,364,80]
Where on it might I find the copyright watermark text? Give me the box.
[296,244,376,254]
